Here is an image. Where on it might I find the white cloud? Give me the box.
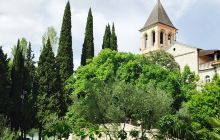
[161,0,198,19]
[0,0,217,67]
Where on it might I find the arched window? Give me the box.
[168,34,172,46]
[160,31,164,45]
[144,34,148,48]
[152,31,155,46]
[205,75,211,83]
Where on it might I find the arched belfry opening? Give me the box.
[160,31,165,45]
[152,31,156,46]
[144,34,148,48]
[168,34,172,46]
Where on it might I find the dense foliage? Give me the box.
[0,115,19,140]
[65,49,199,139]
[67,49,184,110]
[157,75,220,140]
[67,80,172,139]
[187,78,220,124]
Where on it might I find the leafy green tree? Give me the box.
[67,49,183,111]
[102,24,111,49]
[164,77,220,140]
[186,79,220,126]
[42,26,58,48]
[158,114,197,140]
[44,117,72,140]
[66,49,189,139]
[67,79,172,139]
[110,23,118,51]
[0,115,19,140]
[208,117,220,140]
[36,39,61,140]
[144,50,180,71]
[213,74,220,86]
[180,65,198,100]
[66,49,137,95]
[11,38,28,58]
[0,47,10,116]
[81,8,94,66]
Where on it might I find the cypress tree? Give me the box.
[110,23,118,51]
[56,1,73,116]
[10,40,25,130]
[81,8,94,66]
[102,24,111,49]
[21,43,36,137]
[36,39,61,139]
[57,1,73,83]
[0,47,10,116]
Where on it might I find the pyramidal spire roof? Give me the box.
[143,0,175,29]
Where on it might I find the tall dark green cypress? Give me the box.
[57,1,73,83]
[21,43,36,137]
[0,47,10,116]
[10,40,25,130]
[36,39,61,139]
[102,24,111,49]
[81,8,94,66]
[110,23,118,51]
[56,1,73,116]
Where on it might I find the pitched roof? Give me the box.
[143,0,175,29]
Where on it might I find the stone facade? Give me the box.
[166,42,199,74]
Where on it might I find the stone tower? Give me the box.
[140,0,177,54]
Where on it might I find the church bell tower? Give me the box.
[140,0,177,54]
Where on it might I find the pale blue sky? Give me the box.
[0,0,219,68]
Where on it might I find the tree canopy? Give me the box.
[67,49,183,110]
[66,49,192,139]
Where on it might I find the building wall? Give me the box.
[69,124,159,140]
[166,43,220,83]
[166,43,199,74]
[199,66,220,83]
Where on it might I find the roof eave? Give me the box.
[139,22,177,32]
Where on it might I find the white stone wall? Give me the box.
[166,43,199,74]
[166,43,220,82]
[69,124,160,140]
[199,66,220,82]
